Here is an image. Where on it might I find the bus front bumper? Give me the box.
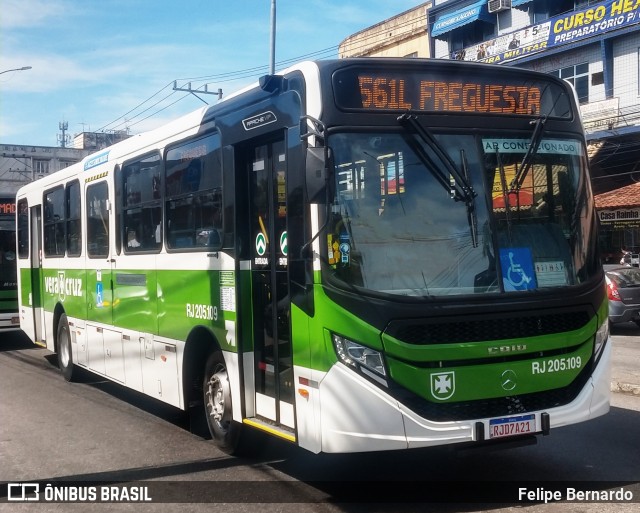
[315,341,611,453]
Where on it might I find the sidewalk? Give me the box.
[610,331,640,396]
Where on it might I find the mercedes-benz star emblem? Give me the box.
[501,369,517,391]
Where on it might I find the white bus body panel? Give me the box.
[0,313,20,332]
[311,340,611,453]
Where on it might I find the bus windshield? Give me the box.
[324,130,595,296]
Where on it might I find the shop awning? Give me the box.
[431,0,495,39]
[511,0,533,7]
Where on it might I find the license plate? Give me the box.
[489,414,536,439]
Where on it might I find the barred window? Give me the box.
[550,63,589,104]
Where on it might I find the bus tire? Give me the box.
[203,351,254,455]
[202,351,242,454]
[57,314,75,382]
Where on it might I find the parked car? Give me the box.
[605,266,640,327]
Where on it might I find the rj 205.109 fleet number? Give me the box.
[186,303,218,321]
[532,356,582,375]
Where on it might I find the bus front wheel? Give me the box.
[57,314,75,382]
[203,351,244,454]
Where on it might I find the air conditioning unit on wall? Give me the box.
[488,0,511,13]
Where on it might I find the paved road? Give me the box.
[1,327,639,513]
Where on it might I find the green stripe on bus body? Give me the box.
[156,269,236,343]
[36,267,238,351]
[292,284,385,374]
[20,267,43,308]
[387,338,594,403]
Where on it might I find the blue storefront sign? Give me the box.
[454,0,640,64]
[432,0,494,37]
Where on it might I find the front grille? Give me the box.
[386,308,591,345]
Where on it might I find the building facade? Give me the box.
[339,3,432,58]
[339,0,640,260]
[72,130,130,151]
[595,181,640,261]
[427,0,640,192]
[1,131,130,196]
[0,144,92,197]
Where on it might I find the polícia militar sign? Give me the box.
[461,0,640,64]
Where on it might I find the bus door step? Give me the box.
[243,417,296,443]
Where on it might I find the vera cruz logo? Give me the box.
[44,270,83,300]
[430,371,455,400]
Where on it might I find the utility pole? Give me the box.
[172,82,223,104]
[270,0,276,75]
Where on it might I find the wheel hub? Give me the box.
[205,367,231,427]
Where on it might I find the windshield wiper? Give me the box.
[460,149,478,248]
[496,147,513,241]
[509,115,546,193]
[398,114,476,204]
[398,113,478,247]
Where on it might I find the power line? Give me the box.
[95,12,429,132]
[103,89,181,132]
[126,94,192,130]
[97,10,640,138]
[95,81,177,133]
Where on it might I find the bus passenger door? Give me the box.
[29,205,46,346]
[84,180,115,375]
[246,139,295,432]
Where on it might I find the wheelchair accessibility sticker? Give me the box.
[500,248,536,291]
[96,282,104,308]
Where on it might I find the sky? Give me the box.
[1,0,421,147]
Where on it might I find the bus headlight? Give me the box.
[332,333,387,386]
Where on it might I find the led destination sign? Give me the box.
[333,68,572,118]
[0,199,16,216]
[359,77,541,114]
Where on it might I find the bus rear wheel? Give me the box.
[57,314,75,382]
[203,351,245,454]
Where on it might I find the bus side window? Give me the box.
[165,132,223,251]
[86,182,109,258]
[66,180,82,257]
[43,186,65,257]
[121,154,162,253]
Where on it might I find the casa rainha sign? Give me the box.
[598,208,640,227]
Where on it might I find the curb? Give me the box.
[611,381,640,396]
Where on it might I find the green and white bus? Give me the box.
[0,197,19,333]
[16,58,610,454]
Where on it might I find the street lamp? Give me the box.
[0,66,32,75]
